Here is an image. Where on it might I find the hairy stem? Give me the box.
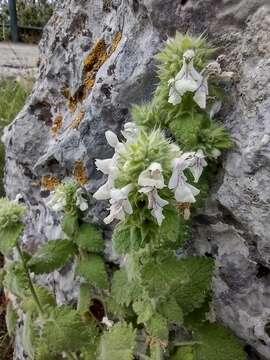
[15,243,44,314]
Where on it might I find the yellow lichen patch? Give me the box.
[83,39,108,91]
[108,32,122,56]
[69,108,86,129]
[41,175,61,191]
[62,33,122,113]
[73,161,88,185]
[51,114,63,135]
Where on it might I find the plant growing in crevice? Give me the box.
[0,33,246,360]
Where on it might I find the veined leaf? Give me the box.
[28,239,76,274]
[5,301,17,337]
[76,223,104,253]
[76,254,108,289]
[174,257,214,314]
[61,213,78,238]
[146,313,168,342]
[111,269,141,306]
[0,223,23,255]
[98,322,136,360]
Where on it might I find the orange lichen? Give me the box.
[83,39,108,91]
[69,108,86,129]
[108,32,122,55]
[73,161,88,185]
[41,175,61,191]
[63,32,122,113]
[51,114,63,135]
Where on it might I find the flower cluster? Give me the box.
[168,49,232,109]
[47,179,88,213]
[94,125,207,226]
[0,197,26,230]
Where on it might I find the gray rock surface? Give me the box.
[3,0,270,359]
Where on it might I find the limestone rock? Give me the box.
[3,0,270,359]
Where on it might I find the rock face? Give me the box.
[3,0,270,359]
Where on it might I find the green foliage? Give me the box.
[98,322,136,360]
[35,305,98,356]
[174,257,215,314]
[61,212,79,237]
[159,298,183,326]
[22,311,35,359]
[111,268,140,306]
[3,261,29,298]
[0,197,26,253]
[5,301,17,337]
[28,239,76,274]
[146,313,168,342]
[76,254,108,289]
[76,223,104,252]
[159,206,188,247]
[172,346,195,360]
[191,323,246,360]
[22,286,56,315]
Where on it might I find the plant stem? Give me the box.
[15,243,44,314]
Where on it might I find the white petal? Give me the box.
[175,78,198,95]
[174,182,200,203]
[168,169,179,190]
[121,122,138,140]
[212,148,221,159]
[151,207,165,226]
[105,130,120,148]
[93,180,113,200]
[168,83,182,105]
[123,199,133,215]
[95,159,114,175]
[193,77,208,109]
[209,100,222,119]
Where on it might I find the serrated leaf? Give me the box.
[28,239,76,274]
[146,313,168,342]
[98,322,136,360]
[140,255,188,299]
[150,343,165,360]
[0,223,23,255]
[76,254,108,289]
[174,257,214,314]
[193,323,246,360]
[37,305,98,355]
[159,206,187,247]
[113,222,141,254]
[111,269,141,306]
[22,286,56,314]
[133,298,154,324]
[76,223,104,253]
[3,261,28,298]
[5,301,17,337]
[61,213,78,238]
[159,298,183,325]
[22,311,35,359]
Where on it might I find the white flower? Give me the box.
[102,316,114,328]
[93,177,114,201]
[104,184,133,224]
[193,76,208,109]
[47,189,66,212]
[121,122,138,141]
[138,162,165,189]
[105,130,124,153]
[170,152,195,174]
[168,49,202,106]
[139,187,168,226]
[169,171,200,203]
[189,149,207,183]
[75,188,88,211]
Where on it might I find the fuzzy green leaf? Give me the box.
[76,223,104,253]
[146,313,168,342]
[37,305,98,355]
[174,257,214,314]
[61,213,78,238]
[0,223,23,255]
[98,322,136,360]
[159,298,183,325]
[150,343,165,360]
[111,269,141,306]
[5,301,17,337]
[28,239,76,274]
[22,286,56,315]
[193,323,246,360]
[159,206,187,247]
[22,311,35,359]
[76,254,108,289]
[140,255,188,299]
[133,298,154,324]
[3,261,29,298]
